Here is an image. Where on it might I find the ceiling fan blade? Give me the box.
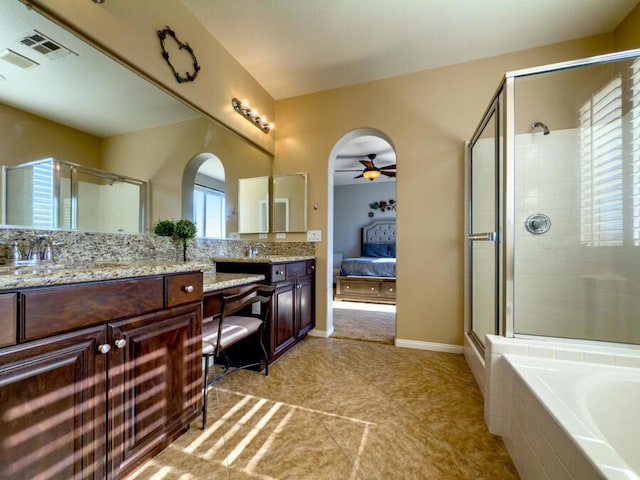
[380,164,396,170]
[335,169,364,173]
[353,174,363,179]
[381,171,396,177]
[359,160,374,168]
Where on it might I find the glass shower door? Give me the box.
[468,102,500,351]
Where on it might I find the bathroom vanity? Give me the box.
[214,256,316,361]
[0,264,206,479]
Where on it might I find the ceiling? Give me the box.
[181,0,640,100]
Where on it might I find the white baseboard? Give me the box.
[394,338,463,354]
[308,327,333,338]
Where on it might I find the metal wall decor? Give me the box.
[157,26,200,83]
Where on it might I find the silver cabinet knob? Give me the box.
[114,339,127,349]
[183,285,194,293]
[371,287,375,291]
[345,285,350,289]
[98,344,111,354]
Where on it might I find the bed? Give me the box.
[334,220,396,304]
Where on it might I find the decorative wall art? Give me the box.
[368,199,396,217]
[158,26,200,83]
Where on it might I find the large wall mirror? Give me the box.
[273,173,307,233]
[0,1,272,238]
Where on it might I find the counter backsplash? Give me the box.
[0,228,316,266]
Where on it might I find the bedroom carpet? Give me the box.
[331,300,396,344]
[130,337,518,479]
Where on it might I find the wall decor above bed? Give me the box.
[368,198,396,217]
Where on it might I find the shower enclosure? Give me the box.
[467,49,640,353]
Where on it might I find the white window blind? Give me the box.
[580,76,624,246]
[581,58,640,247]
[31,161,54,228]
[632,59,640,246]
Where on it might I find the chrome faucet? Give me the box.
[26,236,47,261]
[26,236,58,262]
[247,242,267,257]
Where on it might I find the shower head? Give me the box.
[531,121,550,135]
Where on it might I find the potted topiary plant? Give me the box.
[153,219,197,261]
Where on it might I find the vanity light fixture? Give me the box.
[232,97,274,134]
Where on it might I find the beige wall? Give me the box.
[101,117,272,231]
[274,34,625,346]
[0,102,101,168]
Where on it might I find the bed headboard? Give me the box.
[362,220,396,246]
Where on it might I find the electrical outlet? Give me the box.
[307,230,322,242]
[276,233,286,239]
[259,233,268,239]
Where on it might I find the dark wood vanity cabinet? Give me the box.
[216,259,315,361]
[0,272,203,480]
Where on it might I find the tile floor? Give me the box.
[131,337,519,479]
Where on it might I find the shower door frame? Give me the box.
[466,95,503,353]
[500,48,640,340]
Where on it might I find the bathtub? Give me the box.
[504,354,640,480]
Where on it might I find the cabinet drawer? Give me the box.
[286,261,307,279]
[166,272,203,307]
[22,277,164,341]
[383,281,396,298]
[271,264,287,282]
[0,293,17,347]
[341,279,381,296]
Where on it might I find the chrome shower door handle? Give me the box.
[468,231,497,242]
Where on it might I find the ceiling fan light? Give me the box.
[362,169,381,181]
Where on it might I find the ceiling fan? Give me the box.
[335,153,396,181]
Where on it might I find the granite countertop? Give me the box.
[203,272,265,293]
[0,260,213,290]
[212,255,315,263]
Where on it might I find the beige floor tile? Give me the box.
[136,336,518,479]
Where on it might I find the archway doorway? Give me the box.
[327,128,397,343]
[182,153,226,238]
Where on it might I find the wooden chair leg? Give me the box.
[259,334,269,377]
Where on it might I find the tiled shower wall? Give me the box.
[514,129,640,343]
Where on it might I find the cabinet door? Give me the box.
[108,303,201,479]
[272,280,296,357]
[296,274,315,339]
[0,326,107,480]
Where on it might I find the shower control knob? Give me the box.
[525,214,551,235]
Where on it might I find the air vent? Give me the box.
[19,30,76,60]
[0,49,39,70]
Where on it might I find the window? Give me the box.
[193,184,225,238]
[580,59,640,246]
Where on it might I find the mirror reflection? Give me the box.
[0,1,272,238]
[193,157,225,238]
[238,177,269,234]
[5,158,147,233]
[273,173,307,233]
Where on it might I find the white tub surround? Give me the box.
[485,335,640,480]
[504,354,640,480]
